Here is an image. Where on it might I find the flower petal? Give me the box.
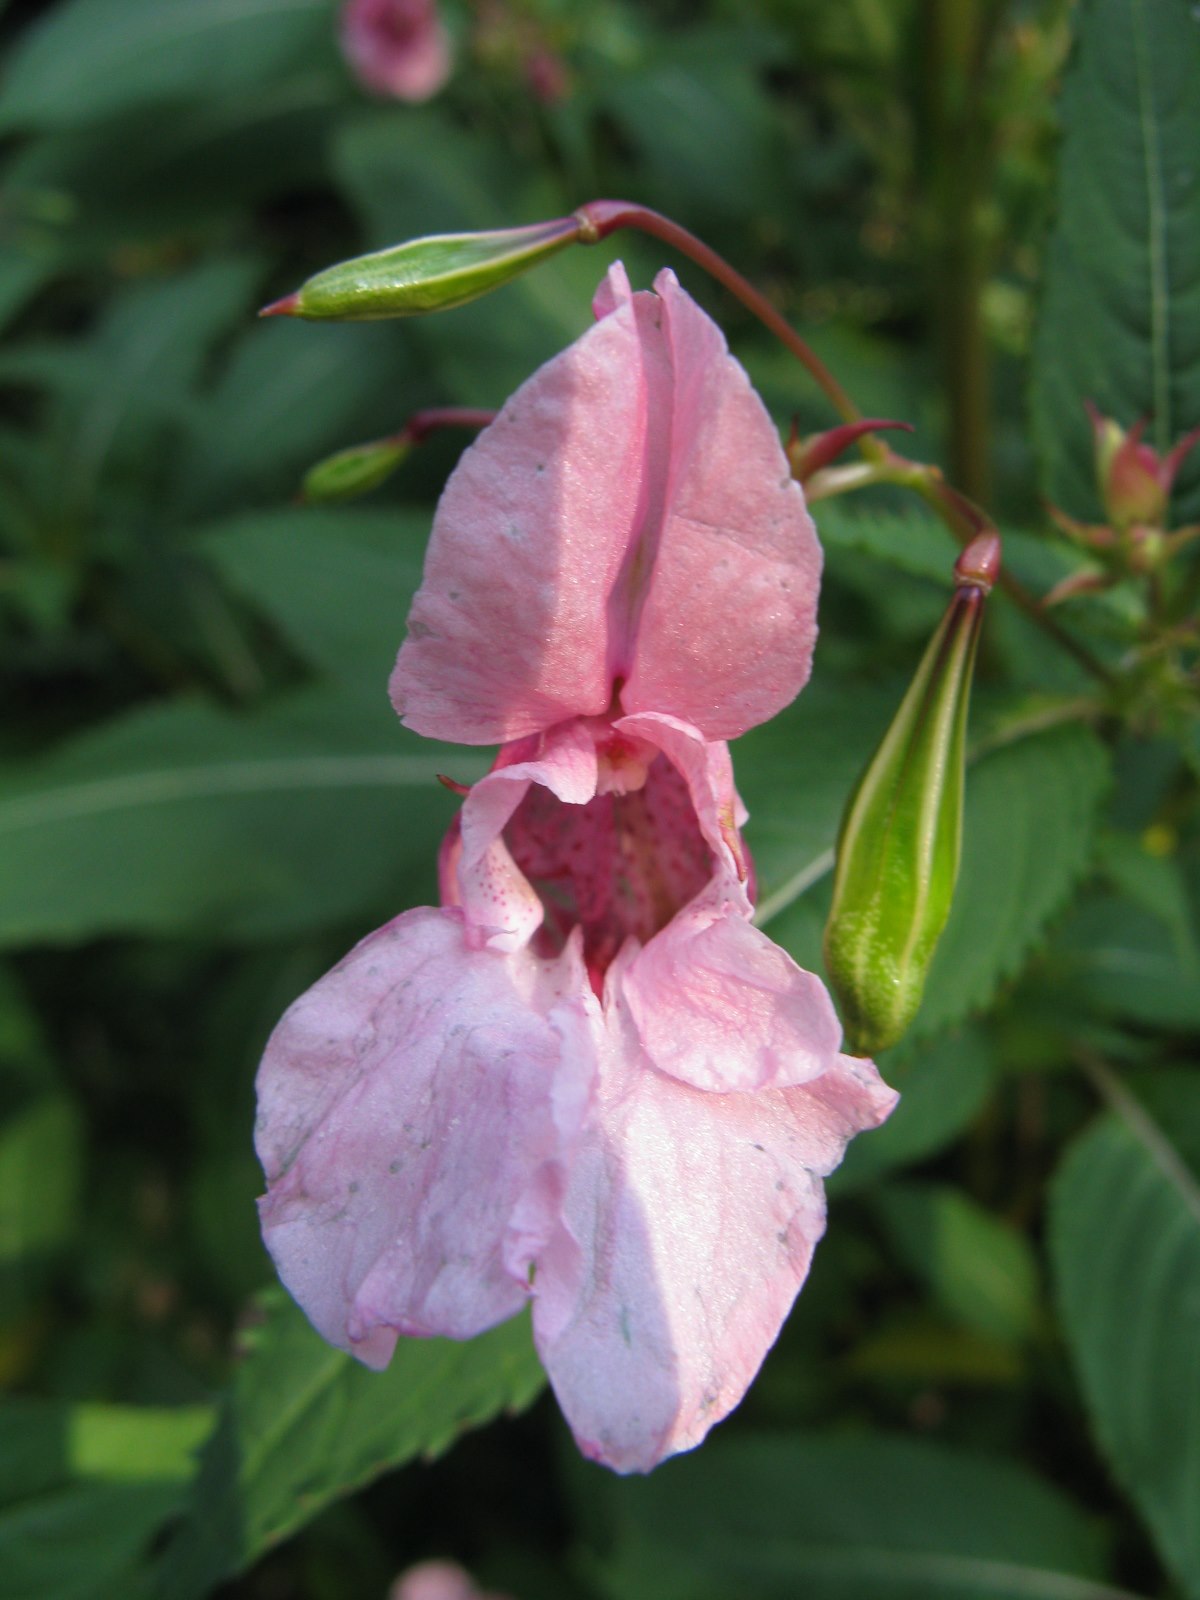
[621,892,846,1092]
[532,1008,896,1472]
[390,267,648,744]
[617,269,821,740]
[454,720,598,950]
[256,906,596,1364]
[615,711,748,883]
[391,266,821,747]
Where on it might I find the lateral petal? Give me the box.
[621,893,847,1092]
[532,1018,895,1473]
[256,906,595,1365]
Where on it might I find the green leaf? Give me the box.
[0,1094,82,1313]
[1050,1068,1200,1596]
[197,508,426,691]
[754,715,1108,1042]
[0,688,479,946]
[872,1181,1039,1343]
[1099,832,1200,988]
[0,1400,214,1600]
[1032,0,1200,524]
[0,91,332,261]
[157,1292,545,1598]
[180,322,415,515]
[913,725,1110,1038]
[67,1404,214,1481]
[0,0,334,132]
[332,110,605,404]
[12,257,265,520]
[813,503,955,586]
[596,32,782,224]
[832,1025,997,1193]
[1049,892,1200,1030]
[589,1431,1124,1600]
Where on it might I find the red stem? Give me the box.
[574,200,866,434]
[401,407,497,445]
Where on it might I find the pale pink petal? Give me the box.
[256,907,596,1362]
[390,268,649,744]
[389,1561,512,1600]
[615,711,749,885]
[617,269,821,740]
[620,889,846,1092]
[453,720,599,950]
[592,259,632,320]
[392,267,819,747]
[389,1562,477,1600]
[532,1005,896,1472]
[340,0,453,103]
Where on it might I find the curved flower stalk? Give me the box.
[255,265,897,1473]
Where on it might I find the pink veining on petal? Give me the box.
[339,0,454,102]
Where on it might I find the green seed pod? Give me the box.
[823,533,1000,1056]
[260,217,582,322]
[300,436,411,504]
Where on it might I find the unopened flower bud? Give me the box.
[1086,402,1200,533]
[823,532,1000,1055]
[301,435,411,503]
[786,417,912,482]
[259,218,581,321]
[300,408,494,502]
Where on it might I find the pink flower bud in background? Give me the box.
[340,0,453,102]
[525,47,570,106]
[1086,401,1200,533]
[389,1560,513,1600]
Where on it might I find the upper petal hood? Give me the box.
[391,264,820,745]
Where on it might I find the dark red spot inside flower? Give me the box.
[506,754,711,992]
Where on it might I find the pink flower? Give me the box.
[1087,401,1200,533]
[255,265,897,1473]
[389,1560,512,1600]
[339,0,453,102]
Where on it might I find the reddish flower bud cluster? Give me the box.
[1044,404,1200,604]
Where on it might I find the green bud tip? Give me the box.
[823,533,1000,1057]
[256,216,583,323]
[300,435,411,505]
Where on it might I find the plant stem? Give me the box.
[574,198,1114,687]
[575,200,870,437]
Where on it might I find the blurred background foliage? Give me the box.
[1,0,1199,1597]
